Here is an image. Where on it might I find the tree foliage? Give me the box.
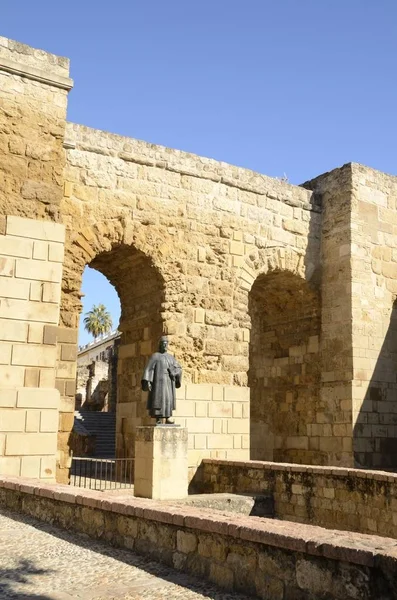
[83,304,113,340]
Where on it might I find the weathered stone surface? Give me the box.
[1,34,397,484]
[1,479,397,599]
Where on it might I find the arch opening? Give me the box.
[91,244,166,460]
[73,243,166,463]
[248,270,321,463]
[76,267,120,416]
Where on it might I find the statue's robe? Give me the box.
[141,352,182,418]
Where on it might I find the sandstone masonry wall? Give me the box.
[0,38,75,482]
[2,35,397,480]
[350,165,397,468]
[0,216,65,480]
[199,459,397,539]
[1,476,397,599]
[249,272,321,463]
[61,123,321,468]
[0,36,72,221]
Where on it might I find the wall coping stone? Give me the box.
[0,55,73,90]
[202,458,397,482]
[2,474,397,569]
[65,122,320,213]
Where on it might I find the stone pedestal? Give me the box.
[134,426,188,500]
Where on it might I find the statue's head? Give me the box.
[158,336,168,353]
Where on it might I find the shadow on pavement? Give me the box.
[1,508,251,600]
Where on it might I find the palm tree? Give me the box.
[83,304,113,341]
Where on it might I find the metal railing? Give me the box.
[70,457,134,490]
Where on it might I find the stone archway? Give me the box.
[56,220,168,478]
[234,249,322,464]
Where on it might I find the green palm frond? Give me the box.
[83,304,113,340]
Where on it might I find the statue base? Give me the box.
[134,426,188,500]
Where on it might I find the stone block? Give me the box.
[0,456,21,475]
[12,344,56,367]
[186,384,212,401]
[0,299,59,323]
[33,241,48,261]
[39,369,55,388]
[20,456,41,478]
[135,426,188,500]
[0,433,4,455]
[0,276,30,300]
[43,325,58,345]
[177,530,197,554]
[209,402,232,418]
[206,434,234,449]
[0,408,26,431]
[5,432,57,455]
[224,386,250,402]
[40,455,56,478]
[60,344,77,361]
[0,365,25,388]
[212,385,224,401]
[15,258,63,283]
[42,282,61,303]
[0,319,28,342]
[140,340,152,355]
[0,390,17,408]
[194,308,205,323]
[185,418,213,433]
[0,236,32,258]
[227,419,249,434]
[29,282,43,301]
[60,396,75,413]
[26,410,40,432]
[118,343,136,359]
[17,388,60,409]
[65,380,76,397]
[0,257,14,277]
[195,402,207,417]
[6,216,65,243]
[40,410,59,432]
[0,343,11,364]
[229,240,244,256]
[58,412,74,432]
[28,324,44,344]
[48,242,64,263]
[56,361,76,379]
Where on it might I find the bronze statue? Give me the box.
[141,336,182,425]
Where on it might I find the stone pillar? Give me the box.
[134,426,188,500]
[303,166,354,466]
[0,216,65,480]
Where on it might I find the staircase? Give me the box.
[75,411,116,458]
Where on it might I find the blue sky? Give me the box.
[2,1,396,343]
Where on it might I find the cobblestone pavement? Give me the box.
[0,508,255,600]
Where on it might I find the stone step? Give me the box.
[75,410,117,458]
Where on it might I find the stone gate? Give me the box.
[1,36,397,483]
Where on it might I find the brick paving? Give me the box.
[0,508,255,600]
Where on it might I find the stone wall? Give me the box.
[1,475,397,600]
[0,38,76,482]
[173,384,249,478]
[60,122,321,469]
[0,216,65,479]
[249,271,321,463]
[3,35,397,480]
[0,36,72,221]
[350,166,397,469]
[198,459,397,539]
[305,165,397,469]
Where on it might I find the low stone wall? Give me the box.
[197,459,397,538]
[1,476,397,599]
